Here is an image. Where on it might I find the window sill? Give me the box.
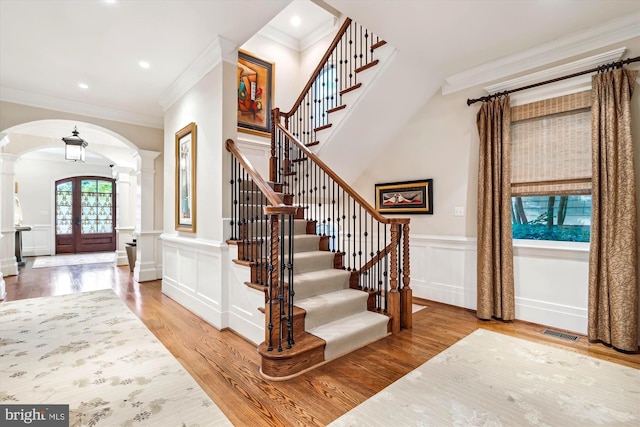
[513,239,589,261]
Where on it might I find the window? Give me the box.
[512,195,590,242]
[80,179,114,234]
[510,91,592,242]
[55,181,73,235]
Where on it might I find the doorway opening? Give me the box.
[55,176,116,254]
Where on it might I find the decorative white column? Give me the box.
[133,150,160,282]
[114,166,136,267]
[0,155,5,298]
[0,154,18,281]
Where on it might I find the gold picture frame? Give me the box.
[175,122,197,232]
[237,49,274,137]
[375,179,433,214]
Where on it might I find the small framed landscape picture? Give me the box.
[175,122,197,232]
[375,179,433,214]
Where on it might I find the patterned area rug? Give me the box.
[32,252,116,269]
[329,329,640,426]
[0,290,232,426]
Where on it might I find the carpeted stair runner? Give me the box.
[239,180,390,368]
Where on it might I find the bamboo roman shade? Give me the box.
[510,91,592,196]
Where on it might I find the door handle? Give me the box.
[75,216,81,226]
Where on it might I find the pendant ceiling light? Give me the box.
[62,126,88,162]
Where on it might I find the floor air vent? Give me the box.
[542,329,579,342]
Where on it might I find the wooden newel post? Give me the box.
[400,222,412,329]
[388,223,401,334]
[269,108,279,182]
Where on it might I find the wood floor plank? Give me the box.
[3,258,639,426]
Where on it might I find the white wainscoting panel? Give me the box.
[411,235,478,310]
[160,235,228,329]
[227,244,266,345]
[22,224,51,257]
[513,240,589,335]
[411,235,589,335]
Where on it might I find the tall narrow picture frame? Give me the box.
[375,179,433,214]
[237,49,274,137]
[175,122,197,232]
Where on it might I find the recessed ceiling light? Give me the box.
[139,61,150,69]
[78,83,89,89]
[290,16,301,27]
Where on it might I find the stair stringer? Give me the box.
[316,49,443,183]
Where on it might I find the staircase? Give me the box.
[226,18,412,379]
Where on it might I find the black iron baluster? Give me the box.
[342,189,347,265]
[364,28,369,65]
[277,214,284,352]
[230,157,236,240]
[348,22,354,87]
[267,216,274,351]
[286,213,295,348]
[331,178,336,252]
[352,198,357,271]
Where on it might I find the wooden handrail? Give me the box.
[275,123,409,225]
[358,242,395,275]
[225,139,287,209]
[282,18,353,118]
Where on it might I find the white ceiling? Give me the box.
[1,0,639,140]
[325,0,640,79]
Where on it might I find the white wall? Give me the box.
[161,51,237,329]
[15,156,112,256]
[352,38,640,335]
[241,33,302,118]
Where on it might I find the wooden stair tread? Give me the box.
[313,123,332,132]
[371,40,387,50]
[327,104,346,114]
[305,141,319,147]
[258,332,325,360]
[355,59,379,74]
[340,83,362,95]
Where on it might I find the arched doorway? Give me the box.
[55,176,116,254]
[1,118,161,283]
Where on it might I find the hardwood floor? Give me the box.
[4,259,639,426]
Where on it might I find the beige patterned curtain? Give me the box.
[589,68,638,352]
[476,97,515,321]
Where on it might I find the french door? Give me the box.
[55,176,116,254]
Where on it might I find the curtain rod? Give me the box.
[466,56,640,106]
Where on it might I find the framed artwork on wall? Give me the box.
[375,179,433,214]
[175,122,197,232]
[237,49,274,137]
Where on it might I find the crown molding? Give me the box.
[484,48,626,94]
[259,17,337,52]
[259,25,301,51]
[485,47,626,106]
[0,87,163,129]
[442,14,640,95]
[158,36,237,111]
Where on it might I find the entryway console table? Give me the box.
[15,225,32,266]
